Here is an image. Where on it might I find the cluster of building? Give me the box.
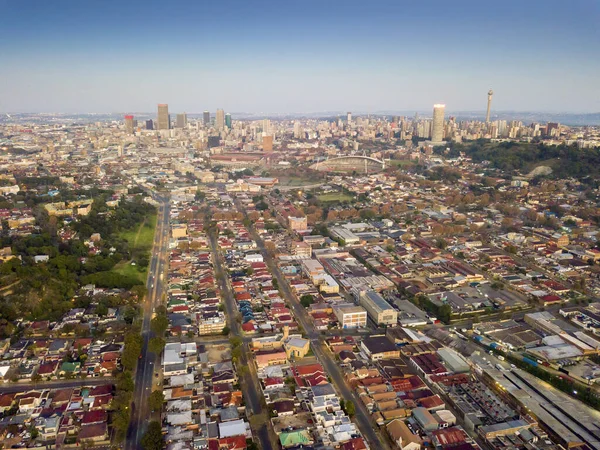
[159,341,254,449]
[0,383,114,447]
[167,200,224,337]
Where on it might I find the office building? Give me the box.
[225,113,232,128]
[347,111,352,124]
[333,304,367,329]
[216,109,225,130]
[176,113,187,128]
[262,135,273,152]
[145,120,154,130]
[293,121,303,139]
[431,104,445,143]
[124,115,134,134]
[203,110,210,125]
[358,290,398,326]
[486,89,493,123]
[262,119,271,136]
[157,104,170,130]
[288,216,308,232]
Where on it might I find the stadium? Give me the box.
[309,155,385,174]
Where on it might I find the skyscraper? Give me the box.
[347,112,352,124]
[146,120,154,130]
[225,113,232,128]
[124,115,134,134]
[176,113,188,128]
[216,109,225,130]
[431,104,445,143]
[263,135,273,152]
[486,89,493,123]
[203,111,210,125]
[262,119,271,136]
[157,104,170,130]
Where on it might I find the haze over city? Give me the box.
[2,2,600,450]
[2,0,600,113]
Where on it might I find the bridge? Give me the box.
[309,155,385,174]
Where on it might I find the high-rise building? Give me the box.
[157,104,170,130]
[146,120,154,130]
[263,135,273,152]
[486,89,493,123]
[347,111,352,124]
[262,119,271,136]
[225,113,232,128]
[293,121,303,139]
[203,111,210,125]
[431,104,445,143]
[216,109,225,130]
[176,113,188,128]
[124,115,134,134]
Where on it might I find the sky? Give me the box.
[1,0,599,114]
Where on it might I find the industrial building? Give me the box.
[358,290,398,326]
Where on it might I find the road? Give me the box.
[208,231,275,450]
[239,207,390,450]
[125,193,170,450]
[0,377,115,393]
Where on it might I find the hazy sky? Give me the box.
[1,0,599,113]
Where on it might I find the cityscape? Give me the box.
[1,1,600,450]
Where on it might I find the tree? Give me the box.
[222,326,230,336]
[148,390,164,412]
[344,400,355,416]
[117,371,135,393]
[150,314,169,335]
[300,294,314,308]
[149,337,166,354]
[229,336,243,348]
[141,421,164,450]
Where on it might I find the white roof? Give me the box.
[219,419,246,438]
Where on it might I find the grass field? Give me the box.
[112,213,157,284]
[112,260,147,284]
[278,176,322,187]
[318,193,354,203]
[394,159,416,167]
[119,213,157,253]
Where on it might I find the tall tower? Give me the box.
[124,115,134,134]
[486,89,493,123]
[216,109,225,130]
[203,111,210,125]
[431,104,445,143]
[347,111,352,124]
[157,104,170,130]
[176,113,188,128]
[225,113,232,128]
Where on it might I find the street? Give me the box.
[208,231,276,450]
[125,193,170,450]
[240,206,391,450]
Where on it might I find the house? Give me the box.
[387,419,422,450]
[78,423,108,442]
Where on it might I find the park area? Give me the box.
[112,213,157,284]
[317,192,354,204]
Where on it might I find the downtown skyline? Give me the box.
[1,0,599,114]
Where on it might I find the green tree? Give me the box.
[148,390,164,412]
[150,314,169,335]
[344,400,355,416]
[141,421,164,450]
[221,326,230,336]
[149,337,166,354]
[300,294,314,308]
